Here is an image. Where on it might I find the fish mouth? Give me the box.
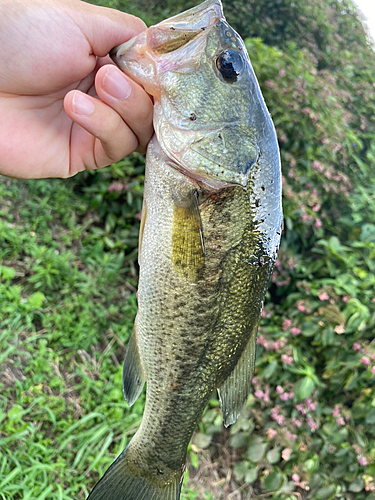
[110,0,224,80]
[151,0,223,30]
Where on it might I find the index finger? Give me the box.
[76,2,147,57]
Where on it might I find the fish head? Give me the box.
[111,0,280,192]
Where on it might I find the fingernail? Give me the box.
[103,67,131,100]
[72,92,95,116]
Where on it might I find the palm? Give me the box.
[0,0,152,179]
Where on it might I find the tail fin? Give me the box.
[87,445,183,500]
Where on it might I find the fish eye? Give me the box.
[216,50,243,83]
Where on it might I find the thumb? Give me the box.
[74,1,147,57]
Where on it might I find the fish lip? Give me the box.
[110,0,224,62]
[157,0,224,30]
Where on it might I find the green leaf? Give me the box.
[233,461,249,481]
[248,441,267,463]
[266,447,281,464]
[348,478,364,492]
[192,432,212,450]
[190,452,199,469]
[294,376,315,401]
[315,485,336,499]
[261,360,278,379]
[230,432,248,449]
[263,472,283,491]
[245,467,258,484]
[28,292,46,308]
[0,266,16,280]
[365,408,375,425]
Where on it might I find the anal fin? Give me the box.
[123,320,146,406]
[218,325,258,427]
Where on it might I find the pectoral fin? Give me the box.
[171,191,205,281]
[218,325,258,427]
[122,320,146,406]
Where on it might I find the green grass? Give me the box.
[0,176,209,499]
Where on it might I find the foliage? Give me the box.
[0,179,200,498]
[2,0,375,499]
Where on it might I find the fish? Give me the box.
[87,0,282,499]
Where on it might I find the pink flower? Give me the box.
[357,456,368,466]
[353,444,361,454]
[279,69,286,77]
[254,390,265,400]
[290,327,301,336]
[306,399,316,411]
[265,80,275,88]
[315,219,322,229]
[333,405,341,418]
[263,388,270,403]
[282,319,292,331]
[336,417,345,426]
[292,418,302,428]
[272,339,282,351]
[276,386,284,394]
[360,356,371,366]
[318,292,329,301]
[280,393,289,401]
[281,354,293,364]
[306,418,319,431]
[352,342,361,351]
[282,448,292,460]
[267,428,277,439]
[297,301,306,313]
[271,407,285,426]
[295,404,307,415]
[342,295,349,302]
[108,181,125,193]
[371,366,375,374]
[366,483,375,491]
[292,474,300,483]
[287,432,297,441]
[312,161,321,170]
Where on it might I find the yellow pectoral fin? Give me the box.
[171,191,205,282]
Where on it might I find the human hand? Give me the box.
[0,0,153,179]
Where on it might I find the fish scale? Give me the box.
[87,1,282,499]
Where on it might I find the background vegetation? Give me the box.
[1,0,375,498]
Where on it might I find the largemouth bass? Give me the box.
[87,1,282,499]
